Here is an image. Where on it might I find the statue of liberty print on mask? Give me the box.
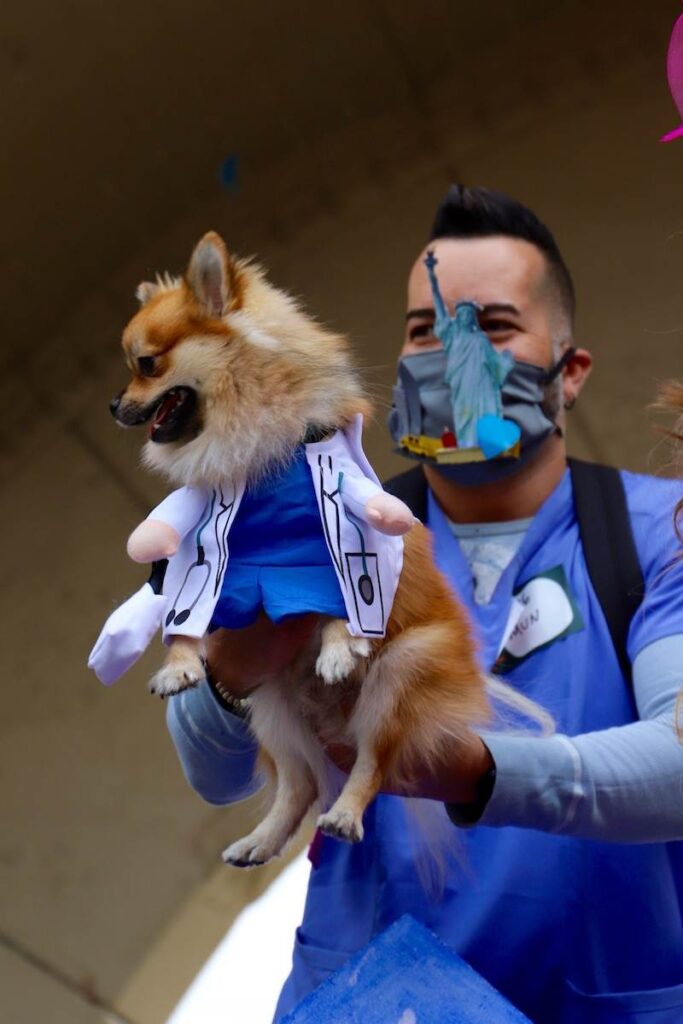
[424,250,522,459]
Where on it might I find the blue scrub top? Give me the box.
[275,467,683,1024]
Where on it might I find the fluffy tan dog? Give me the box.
[111,232,499,865]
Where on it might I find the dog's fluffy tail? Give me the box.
[401,797,468,902]
[484,674,555,736]
[400,677,553,899]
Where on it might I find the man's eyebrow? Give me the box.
[480,302,521,317]
[405,307,435,322]
[405,302,521,321]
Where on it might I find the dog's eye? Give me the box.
[137,356,156,377]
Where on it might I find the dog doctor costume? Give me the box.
[88,415,404,685]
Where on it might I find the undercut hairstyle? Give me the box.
[429,185,576,340]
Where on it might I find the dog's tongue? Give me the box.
[150,390,183,436]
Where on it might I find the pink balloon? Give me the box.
[661,13,683,142]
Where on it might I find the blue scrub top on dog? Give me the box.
[209,447,347,629]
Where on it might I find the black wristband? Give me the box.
[445,763,497,828]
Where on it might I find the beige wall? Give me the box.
[2,3,682,1022]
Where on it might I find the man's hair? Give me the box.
[429,185,575,337]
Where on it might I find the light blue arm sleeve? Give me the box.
[166,681,262,806]
[478,634,683,841]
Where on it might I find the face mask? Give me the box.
[387,344,572,485]
[388,252,573,486]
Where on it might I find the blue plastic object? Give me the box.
[283,914,531,1023]
[476,414,521,459]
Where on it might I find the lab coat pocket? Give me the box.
[563,978,683,1023]
[88,583,168,685]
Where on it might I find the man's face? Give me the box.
[403,235,563,367]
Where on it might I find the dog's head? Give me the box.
[112,232,369,487]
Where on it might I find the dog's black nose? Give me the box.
[109,393,122,418]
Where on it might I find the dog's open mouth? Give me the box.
[149,387,199,443]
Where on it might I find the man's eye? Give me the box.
[409,323,436,341]
[137,356,156,376]
[481,319,516,334]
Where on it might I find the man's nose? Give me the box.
[109,392,123,418]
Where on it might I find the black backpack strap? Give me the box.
[384,466,429,521]
[568,457,644,684]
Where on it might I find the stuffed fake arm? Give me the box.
[127,486,208,563]
[338,473,414,537]
[88,487,208,685]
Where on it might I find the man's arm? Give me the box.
[451,635,683,841]
[166,681,261,805]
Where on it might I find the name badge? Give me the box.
[494,565,583,673]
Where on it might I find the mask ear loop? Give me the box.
[542,346,576,384]
[540,346,577,430]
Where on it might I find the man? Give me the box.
[166,187,683,1023]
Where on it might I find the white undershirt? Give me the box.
[448,518,533,605]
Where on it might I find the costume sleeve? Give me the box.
[456,634,683,841]
[166,681,262,805]
[146,486,209,540]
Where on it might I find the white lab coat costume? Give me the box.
[89,415,404,684]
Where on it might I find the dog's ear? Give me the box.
[136,281,160,305]
[187,232,240,318]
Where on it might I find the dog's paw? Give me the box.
[222,834,277,868]
[316,637,370,685]
[148,660,204,698]
[349,636,371,659]
[316,643,355,684]
[317,807,364,843]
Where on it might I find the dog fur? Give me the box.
[113,231,491,864]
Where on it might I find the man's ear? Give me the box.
[136,281,160,305]
[562,346,592,407]
[186,231,240,318]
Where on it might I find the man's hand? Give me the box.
[326,731,494,805]
[206,615,494,806]
[205,613,319,697]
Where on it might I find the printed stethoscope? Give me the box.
[324,468,375,607]
[165,488,235,627]
[165,464,376,627]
